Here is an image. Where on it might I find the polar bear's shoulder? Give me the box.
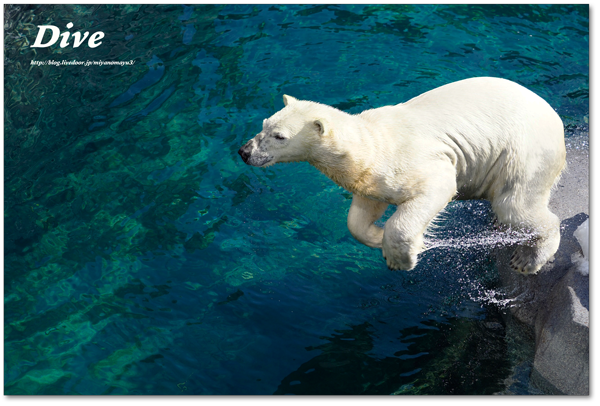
[358,104,403,122]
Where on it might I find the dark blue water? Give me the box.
[4,4,588,395]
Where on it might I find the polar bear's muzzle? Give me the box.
[238,139,273,167]
[238,140,253,164]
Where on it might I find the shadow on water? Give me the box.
[275,315,511,395]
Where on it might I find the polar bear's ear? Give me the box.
[283,95,298,106]
[314,119,327,136]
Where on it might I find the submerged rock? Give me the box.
[217,289,244,305]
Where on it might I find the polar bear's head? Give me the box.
[238,95,332,167]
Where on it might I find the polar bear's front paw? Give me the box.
[382,242,418,271]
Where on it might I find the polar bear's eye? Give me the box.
[273,132,286,140]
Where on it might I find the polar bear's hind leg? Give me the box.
[509,207,560,274]
[494,193,561,275]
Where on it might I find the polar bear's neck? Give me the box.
[316,160,377,197]
[308,113,379,197]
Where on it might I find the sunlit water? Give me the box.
[4,4,588,395]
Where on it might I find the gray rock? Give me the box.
[496,138,589,395]
[497,213,588,326]
[550,136,589,221]
[531,265,589,395]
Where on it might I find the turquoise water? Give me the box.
[4,4,588,395]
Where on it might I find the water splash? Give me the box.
[421,223,539,309]
[424,228,535,251]
[465,284,532,308]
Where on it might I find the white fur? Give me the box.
[239,77,566,273]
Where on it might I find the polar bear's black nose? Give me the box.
[238,145,250,164]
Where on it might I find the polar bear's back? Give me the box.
[402,77,563,148]
[396,77,565,200]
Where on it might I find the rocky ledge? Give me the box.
[497,135,589,395]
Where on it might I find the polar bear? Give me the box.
[238,77,566,274]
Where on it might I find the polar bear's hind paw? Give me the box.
[509,245,547,275]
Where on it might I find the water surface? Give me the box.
[4,4,588,395]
